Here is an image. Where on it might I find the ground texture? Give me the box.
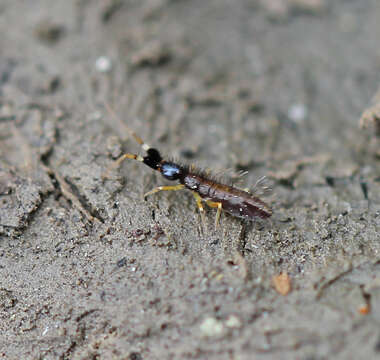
[0,1,379,359]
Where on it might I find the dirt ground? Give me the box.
[0,1,379,359]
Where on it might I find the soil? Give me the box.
[0,1,379,359]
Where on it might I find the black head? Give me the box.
[143,148,162,170]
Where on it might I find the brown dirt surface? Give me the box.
[0,1,379,359]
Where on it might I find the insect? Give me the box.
[106,107,272,229]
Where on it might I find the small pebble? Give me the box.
[225,315,242,329]
[95,56,112,73]
[288,103,308,123]
[200,317,224,337]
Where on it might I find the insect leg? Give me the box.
[102,153,143,180]
[116,153,144,165]
[215,202,222,228]
[206,200,223,229]
[192,192,207,232]
[144,184,185,199]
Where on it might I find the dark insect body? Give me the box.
[106,106,272,228]
[182,173,272,220]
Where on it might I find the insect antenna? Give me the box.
[104,103,152,153]
[102,103,154,179]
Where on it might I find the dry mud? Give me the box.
[0,1,379,359]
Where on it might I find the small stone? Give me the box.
[288,103,308,123]
[35,20,65,44]
[95,56,112,73]
[225,315,242,329]
[272,272,292,295]
[200,317,224,337]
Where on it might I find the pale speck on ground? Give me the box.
[0,1,379,359]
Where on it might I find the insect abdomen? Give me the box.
[183,174,272,221]
[213,185,272,220]
[219,193,272,219]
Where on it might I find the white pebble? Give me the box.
[95,56,112,73]
[288,103,308,123]
[200,317,224,337]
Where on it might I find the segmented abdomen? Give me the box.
[210,183,272,220]
[183,174,272,220]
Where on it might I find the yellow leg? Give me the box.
[206,200,223,229]
[192,192,207,232]
[102,153,143,180]
[116,153,144,165]
[144,184,185,199]
[215,203,222,228]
